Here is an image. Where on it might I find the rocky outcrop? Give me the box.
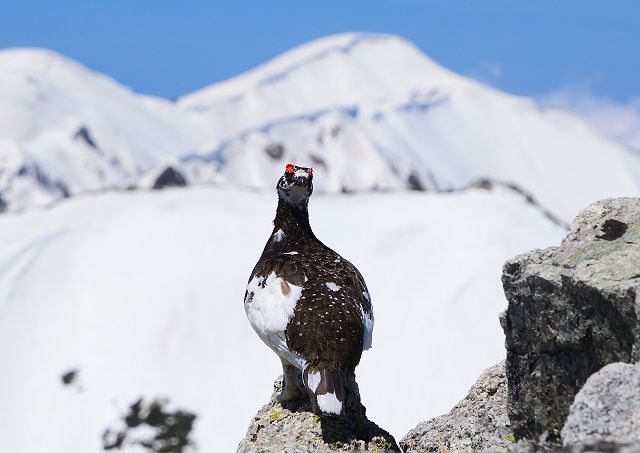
[102,398,197,453]
[153,166,187,190]
[562,362,640,446]
[238,199,640,452]
[501,198,640,442]
[398,359,640,453]
[237,376,399,452]
[400,362,514,453]
[504,440,640,453]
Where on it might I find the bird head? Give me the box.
[277,163,314,207]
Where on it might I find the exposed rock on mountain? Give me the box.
[236,376,399,452]
[501,197,640,442]
[562,362,640,446]
[400,362,513,453]
[179,34,640,221]
[0,47,215,211]
[153,166,187,190]
[102,398,197,453]
[1,35,639,217]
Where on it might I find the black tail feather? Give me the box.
[303,367,347,418]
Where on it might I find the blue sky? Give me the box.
[1,0,638,103]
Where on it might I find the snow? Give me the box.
[0,35,638,222]
[0,31,633,453]
[0,185,564,452]
[0,48,217,210]
[179,33,640,221]
[179,33,466,132]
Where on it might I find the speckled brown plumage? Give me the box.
[244,165,373,417]
[250,201,371,375]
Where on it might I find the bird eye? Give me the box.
[285,163,295,174]
[309,167,313,176]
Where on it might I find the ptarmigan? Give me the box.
[244,163,374,417]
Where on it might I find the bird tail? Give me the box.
[303,367,347,417]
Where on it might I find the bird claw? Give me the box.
[276,387,305,403]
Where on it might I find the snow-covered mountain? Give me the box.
[0,48,217,211]
[0,185,565,453]
[0,31,634,453]
[0,33,639,220]
[179,33,640,221]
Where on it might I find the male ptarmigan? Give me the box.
[244,163,374,418]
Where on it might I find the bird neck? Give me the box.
[273,198,316,240]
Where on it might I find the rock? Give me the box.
[504,440,640,453]
[264,143,285,160]
[400,362,514,453]
[102,397,197,453]
[500,439,540,453]
[153,166,187,190]
[562,362,640,446]
[236,376,399,452]
[501,198,640,442]
[60,368,78,386]
[73,125,98,149]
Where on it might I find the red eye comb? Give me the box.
[309,167,313,176]
[285,163,295,173]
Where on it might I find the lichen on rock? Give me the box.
[236,376,399,452]
[500,197,640,442]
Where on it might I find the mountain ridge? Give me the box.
[0,34,638,220]
[174,33,640,220]
[179,33,461,108]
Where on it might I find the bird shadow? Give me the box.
[278,379,397,449]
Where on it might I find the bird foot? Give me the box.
[276,386,305,403]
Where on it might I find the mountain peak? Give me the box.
[0,36,638,222]
[0,47,98,81]
[173,34,640,222]
[178,32,452,113]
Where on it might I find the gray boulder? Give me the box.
[562,362,640,446]
[501,198,640,442]
[400,362,515,453]
[237,376,399,452]
[504,440,640,453]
